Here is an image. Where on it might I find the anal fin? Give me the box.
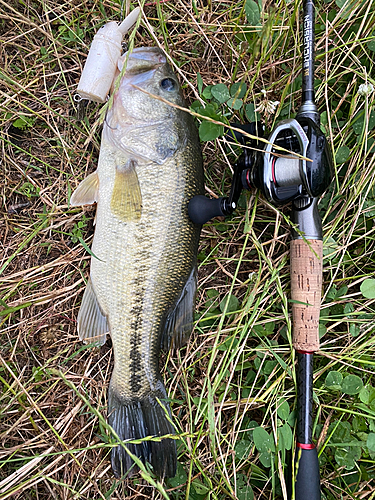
[77,278,109,346]
[162,267,197,350]
[111,159,142,222]
[70,171,99,206]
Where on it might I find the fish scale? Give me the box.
[71,47,203,478]
[95,165,192,397]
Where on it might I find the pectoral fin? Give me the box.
[70,171,99,206]
[111,159,142,222]
[162,267,197,350]
[77,278,109,346]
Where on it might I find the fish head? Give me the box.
[116,47,185,118]
[105,47,192,164]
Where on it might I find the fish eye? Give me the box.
[160,78,176,91]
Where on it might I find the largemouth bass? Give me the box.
[71,47,204,478]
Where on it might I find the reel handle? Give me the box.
[187,122,262,226]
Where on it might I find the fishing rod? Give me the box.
[188,0,333,497]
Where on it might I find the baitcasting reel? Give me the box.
[188,113,333,226]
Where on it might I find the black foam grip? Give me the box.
[294,447,321,500]
[188,195,225,225]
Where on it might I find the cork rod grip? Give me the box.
[290,239,323,352]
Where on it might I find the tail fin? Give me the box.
[108,384,177,478]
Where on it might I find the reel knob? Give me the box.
[188,196,234,225]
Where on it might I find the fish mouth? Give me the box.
[118,47,167,74]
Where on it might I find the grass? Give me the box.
[1,0,375,498]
